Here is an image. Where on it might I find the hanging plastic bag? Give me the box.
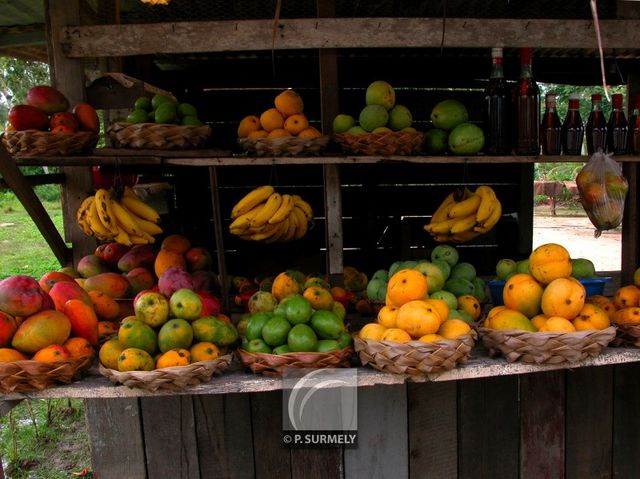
[576,150,628,237]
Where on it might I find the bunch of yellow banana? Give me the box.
[76,186,163,246]
[423,186,502,243]
[228,185,313,243]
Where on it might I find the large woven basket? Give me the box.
[479,326,616,364]
[353,331,476,379]
[107,122,211,149]
[333,130,424,156]
[1,130,98,157]
[238,135,330,157]
[98,353,232,392]
[0,355,93,393]
[611,323,640,348]
[238,347,353,377]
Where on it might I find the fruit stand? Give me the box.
[3,1,640,478]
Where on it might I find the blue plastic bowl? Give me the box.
[488,277,612,306]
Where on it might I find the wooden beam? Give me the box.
[0,172,65,189]
[61,18,640,58]
[0,144,71,265]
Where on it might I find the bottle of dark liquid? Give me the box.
[540,92,561,155]
[561,93,584,155]
[629,94,640,154]
[484,47,510,155]
[606,93,628,154]
[586,93,607,155]
[513,47,540,155]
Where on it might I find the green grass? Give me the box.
[0,191,68,280]
[0,399,92,478]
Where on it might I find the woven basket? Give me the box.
[1,130,98,157]
[353,331,477,379]
[479,326,616,364]
[0,355,93,393]
[238,347,353,377]
[238,135,330,157]
[333,131,424,156]
[107,122,211,149]
[98,353,232,392]
[612,323,640,348]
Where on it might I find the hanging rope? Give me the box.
[590,0,610,101]
[271,0,282,77]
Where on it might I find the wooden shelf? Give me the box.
[4,347,640,400]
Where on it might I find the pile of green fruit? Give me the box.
[425,99,484,155]
[126,94,203,126]
[239,294,352,354]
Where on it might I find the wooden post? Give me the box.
[208,167,230,311]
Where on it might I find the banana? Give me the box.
[87,199,114,239]
[430,192,456,223]
[474,201,502,233]
[433,234,452,243]
[250,193,283,228]
[130,234,151,245]
[475,186,499,223]
[450,230,480,243]
[249,222,281,241]
[281,214,298,242]
[425,217,458,235]
[110,199,144,236]
[447,194,481,219]
[265,219,290,243]
[76,196,95,236]
[114,227,133,246]
[132,215,163,236]
[450,214,478,234]
[229,204,263,232]
[291,206,308,239]
[268,194,294,224]
[94,188,119,234]
[292,195,313,220]
[231,185,275,219]
[121,195,161,224]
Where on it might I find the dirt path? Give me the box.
[533,214,621,272]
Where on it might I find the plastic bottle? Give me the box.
[484,47,511,155]
[513,48,540,155]
[561,94,584,155]
[585,93,607,155]
[606,93,628,155]
[540,92,561,155]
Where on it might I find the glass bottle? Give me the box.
[540,92,561,155]
[606,93,628,155]
[561,94,584,155]
[585,93,607,155]
[629,94,640,155]
[513,47,540,155]
[484,47,511,155]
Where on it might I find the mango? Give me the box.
[11,310,71,354]
[77,254,111,279]
[118,318,157,355]
[88,290,120,321]
[158,318,194,353]
[63,299,99,346]
[0,311,18,348]
[32,344,71,363]
[154,249,187,278]
[184,247,212,272]
[84,273,131,299]
[117,244,156,273]
[0,275,45,317]
[38,271,76,294]
[8,104,49,131]
[48,281,92,312]
[117,348,155,372]
[99,337,125,369]
[25,85,69,115]
[192,316,238,346]
[101,242,131,267]
[0,348,27,363]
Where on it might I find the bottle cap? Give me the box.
[612,93,623,108]
[568,94,580,101]
[591,93,602,101]
[545,92,557,100]
[491,47,503,58]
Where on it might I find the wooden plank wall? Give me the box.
[86,361,640,479]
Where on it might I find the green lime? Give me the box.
[287,324,318,352]
[126,109,150,124]
[310,310,344,340]
[336,331,352,349]
[261,315,291,347]
[148,111,156,122]
[154,102,177,124]
[245,312,271,341]
[244,338,272,354]
[178,103,198,118]
[284,295,313,324]
[151,94,175,110]
[181,115,203,126]
[134,96,152,111]
[272,344,292,355]
[315,339,339,353]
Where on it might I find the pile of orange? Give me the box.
[237,90,322,140]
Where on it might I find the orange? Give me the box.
[297,127,322,138]
[437,319,472,339]
[32,344,71,363]
[274,90,304,117]
[573,303,610,331]
[358,323,386,340]
[528,243,572,285]
[247,130,268,140]
[190,342,221,362]
[418,333,444,343]
[386,269,428,307]
[381,328,412,343]
[237,115,261,138]
[267,128,292,139]
[377,305,399,328]
[284,114,309,135]
[456,295,481,321]
[63,337,95,359]
[395,300,441,338]
[156,348,191,368]
[538,316,576,333]
[260,108,285,132]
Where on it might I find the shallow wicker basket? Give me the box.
[98,353,232,392]
[353,331,477,379]
[611,323,640,348]
[479,326,616,364]
[0,355,93,393]
[238,347,353,377]
[1,130,98,157]
[238,135,330,157]
[107,122,211,149]
[333,130,424,156]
